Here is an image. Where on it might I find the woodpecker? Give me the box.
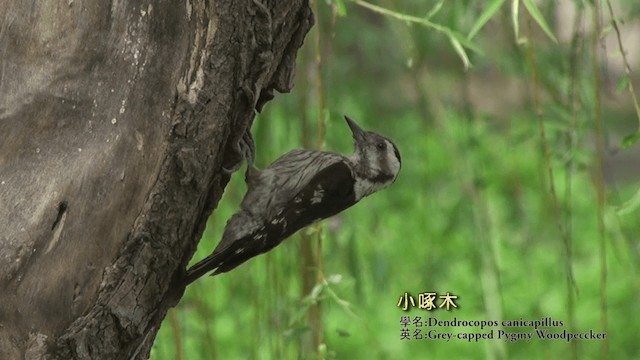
[184,116,401,285]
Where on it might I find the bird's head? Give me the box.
[345,115,401,199]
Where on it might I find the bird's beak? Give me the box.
[344,115,365,142]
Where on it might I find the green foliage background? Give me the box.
[152,0,640,359]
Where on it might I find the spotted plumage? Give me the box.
[184,116,401,284]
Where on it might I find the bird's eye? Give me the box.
[376,142,386,151]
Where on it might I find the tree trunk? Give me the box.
[0,1,313,358]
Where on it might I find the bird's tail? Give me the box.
[182,252,225,286]
[182,212,250,285]
[183,211,261,286]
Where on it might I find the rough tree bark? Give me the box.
[0,1,313,358]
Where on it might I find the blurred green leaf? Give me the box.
[354,0,481,62]
[448,31,484,56]
[512,0,520,40]
[333,0,347,16]
[426,0,445,20]
[283,326,311,338]
[468,0,507,40]
[326,274,343,284]
[600,24,613,38]
[616,187,640,216]
[621,132,640,149]
[616,74,630,93]
[522,0,558,43]
[309,283,324,302]
[449,35,471,70]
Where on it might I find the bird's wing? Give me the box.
[183,161,357,283]
[240,149,347,219]
[268,149,347,192]
[275,160,357,235]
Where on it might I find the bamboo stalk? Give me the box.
[591,1,609,359]
[298,0,326,355]
[525,13,578,359]
[565,6,584,360]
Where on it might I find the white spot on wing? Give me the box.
[311,185,324,204]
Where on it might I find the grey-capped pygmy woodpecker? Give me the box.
[184,115,401,284]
